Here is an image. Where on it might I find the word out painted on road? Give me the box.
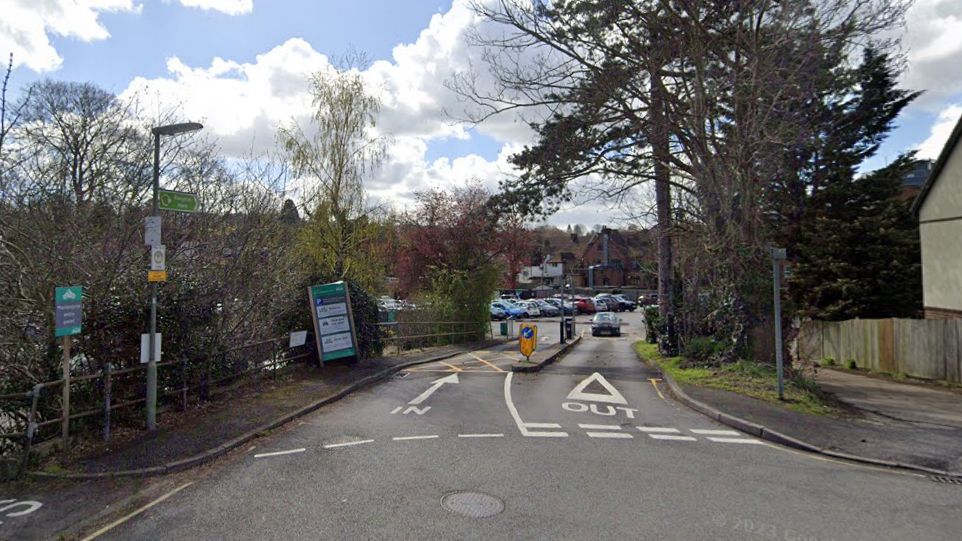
[562,372,638,419]
[391,374,459,415]
[0,499,42,525]
[519,324,537,360]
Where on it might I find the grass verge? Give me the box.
[633,342,838,416]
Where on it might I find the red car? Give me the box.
[573,297,597,314]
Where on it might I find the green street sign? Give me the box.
[158,189,200,213]
[55,286,82,337]
[308,281,358,365]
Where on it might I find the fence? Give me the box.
[377,316,491,355]
[0,336,314,477]
[796,318,962,383]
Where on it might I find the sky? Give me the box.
[2,0,961,229]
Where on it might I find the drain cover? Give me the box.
[441,491,505,518]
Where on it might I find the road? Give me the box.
[80,311,962,540]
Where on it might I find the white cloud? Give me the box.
[0,0,140,72]
[170,0,252,16]
[915,103,962,159]
[900,0,962,106]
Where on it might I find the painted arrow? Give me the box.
[408,373,459,405]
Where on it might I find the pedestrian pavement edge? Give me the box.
[511,335,582,373]
[27,341,503,481]
[639,352,960,480]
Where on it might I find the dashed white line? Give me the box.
[458,433,505,438]
[524,422,563,429]
[648,434,698,441]
[323,439,374,449]
[691,429,740,436]
[393,435,439,441]
[586,432,634,439]
[707,437,764,444]
[637,427,681,433]
[254,448,306,458]
[579,424,622,430]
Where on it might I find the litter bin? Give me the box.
[499,321,508,336]
[564,317,573,339]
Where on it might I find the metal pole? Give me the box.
[103,361,111,442]
[773,255,784,401]
[559,277,565,344]
[147,131,160,431]
[61,336,70,461]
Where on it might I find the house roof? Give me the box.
[912,111,962,215]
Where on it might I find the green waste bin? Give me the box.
[500,321,508,336]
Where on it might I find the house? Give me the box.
[911,113,962,319]
[902,159,933,200]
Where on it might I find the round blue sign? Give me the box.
[521,327,534,339]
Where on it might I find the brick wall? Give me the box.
[925,306,962,319]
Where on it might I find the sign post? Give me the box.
[519,323,538,362]
[308,281,359,366]
[55,286,82,457]
[771,247,787,401]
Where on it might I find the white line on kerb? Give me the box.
[393,435,439,441]
[691,429,740,436]
[254,448,306,458]
[637,427,681,433]
[504,372,568,438]
[579,424,621,430]
[323,439,375,449]
[80,482,194,541]
[708,437,764,444]
[587,432,633,439]
[648,434,698,441]
[458,433,505,438]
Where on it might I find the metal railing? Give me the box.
[377,319,491,355]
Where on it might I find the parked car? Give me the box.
[545,298,576,315]
[535,300,561,317]
[594,298,613,312]
[514,300,541,318]
[591,312,622,337]
[490,305,507,320]
[594,294,624,312]
[491,301,524,319]
[573,297,597,314]
[612,294,637,312]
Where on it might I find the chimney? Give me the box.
[570,233,578,243]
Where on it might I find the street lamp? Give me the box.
[147,122,202,431]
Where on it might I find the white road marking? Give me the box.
[254,448,305,458]
[691,429,740,436]
[648,434,698,441]
[80,483,193,541]
[586,432,634,439]
[390,406,403,414]
[637,427,681,433]
[408,374,459,405]
[504,372,568,437]
[323,439,375,449]
[566,372,628,404]
[707,437,764,444]
[524,422,563,429]
[578,424,622,430]
[458,433,505,438]
[393,435,439,441]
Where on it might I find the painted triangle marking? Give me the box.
[566,372,628,405]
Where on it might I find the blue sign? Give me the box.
[522,327,534,339]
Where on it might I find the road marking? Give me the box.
[393,435,439,441]
[524,422,562,429]
[458,433,505,438]
[707,437,764,444]
[80,482,193,541]
[691,429,740,436]
[566,372,628,405]
[648,378,666,400]
[438,361,463,372]
[586,432,634,439]
[504,372,568,437]
[408,373,459,405]
[637,427,680,433]
[323,439,374,449]
[254,448,305,458]
[473,355,508,373]
[648,434,698,441]
[390,406,403,414]
[578,424,622,430]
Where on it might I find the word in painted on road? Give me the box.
[308,281,359,364]
[562,372,638,419]
[391,374,459,415]
[519,323,537,360]
[0,499,42,525]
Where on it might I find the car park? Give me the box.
[491,301,524,319]
[591,312,622,337]
[490,305,507,320]
[594,294,624,312]
[593,298,612,312]
[536,300,561,317]
[545,298,576,315]
[516,300,541,318]
[573,297,597,314]
[612,294,637,312]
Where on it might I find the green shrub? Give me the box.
[844,359,857,370]
[682,336,725,364]
[820,357,836,367]
[644,306,661,344]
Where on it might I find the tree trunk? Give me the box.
[651,70,675,355]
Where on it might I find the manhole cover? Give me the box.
[441,491,505,518]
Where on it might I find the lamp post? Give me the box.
[560,277,568,345]
[147,122,202,431]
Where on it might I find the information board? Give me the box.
[308,281,359,365]
[55,286,82,337]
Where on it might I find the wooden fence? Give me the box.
[796,318,962,383]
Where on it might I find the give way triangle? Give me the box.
[566,372,627,405]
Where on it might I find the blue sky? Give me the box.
[3,0,961,228]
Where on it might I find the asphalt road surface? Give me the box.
[82,312,962,540]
